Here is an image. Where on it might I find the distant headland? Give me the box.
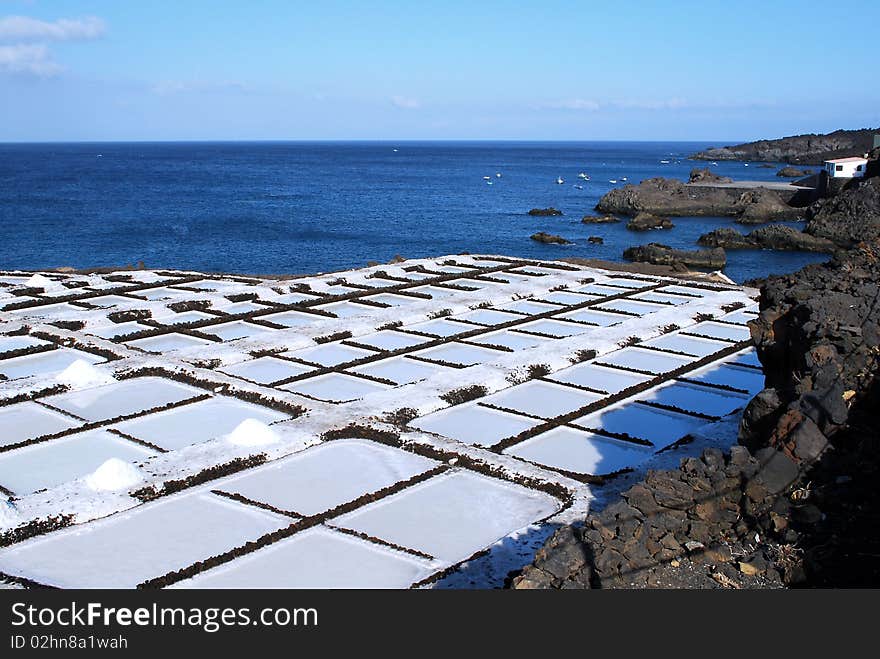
[691,127,879,165]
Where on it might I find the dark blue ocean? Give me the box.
[0,141,828,282]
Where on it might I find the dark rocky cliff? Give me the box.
[691,128,877,165]
[806,176,880,246]
[510,242,880,589]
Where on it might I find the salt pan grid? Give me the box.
[279,372,393,402]
[728,347,761,368]
[630,291,695,305]
[349,356,452,385]
[0,335,49,353]
[0,348,104,381]
[113,397,290,451]
[203,321,277,342]
[353,330,431,351]
[483,380,603,418]
[85,321,146,339]
[684,320,752,342]
[43,377,202,422]
[513,318,592,338]
[454,308,523,326]
[260,310,323,328]
[495,299,560,315]
[469,329,553,351]
[171,527,437,589]
[0,402,79,448]
[126,333,214,353]
[549,362,653,393]
[640,332,733,358]
[538,291,599,306]
[212,439,439,516]
[219,356,314,385]
[412,342,505,367]
[332,470,560,563]
[0,255,761,588]
[288,342,376,367]
[596,346,698,374]
[504,427,655,476]
[411,402,543,447]
[572,402,707,449]
[0,492,291,588]
[594,298,669,316]
[557,308,624,326]
[405,318,475,337]
[0,429,156,495]
[89,295,145,308]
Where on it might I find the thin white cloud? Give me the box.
[539,97,775,113]
[151,80,189,96]
[542,98,601,111]
[0,43,61,75]
[0,15,105,77]
[391,95,421,110]
[0,15,105,42]
[540,98,689,112]
[151,80,249,96]
[616,98,689,110]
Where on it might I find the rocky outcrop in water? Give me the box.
[530,231,571,244]
[805,176,880,246]
[776,166,812,178]
[689,168,732,184]
[598,178,726,216]
[581,214,620,224]
[626,212,673,231]
[623,243,726,269]
[690,128,878,165]
[596,177,808,222]
[697,226,836,253]
[735,189,804,224]
[528,207,564,216]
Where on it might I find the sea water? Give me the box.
[0,141,829,282]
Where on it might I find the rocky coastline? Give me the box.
[512,132,880,588]
[595,176,809,223]
[805,176,880,246]
[690,128,878,165]
[697,226,837,253]
[510,240,880,589]
[584,142,879,272]
[622,243,726,270]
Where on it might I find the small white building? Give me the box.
[824,157,868,178]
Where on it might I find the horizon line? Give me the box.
[0,137,742,145]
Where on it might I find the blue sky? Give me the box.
[1,0,878,141]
